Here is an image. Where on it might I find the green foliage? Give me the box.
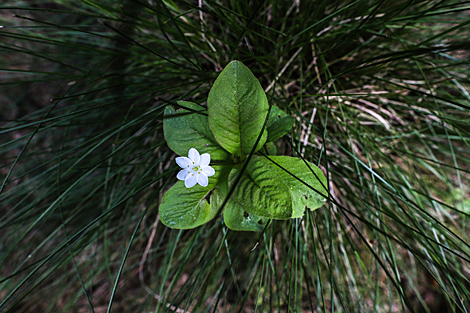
[266,115,296,142]
[1,0,470,312]
[163,61,320,226]
[208,60,268,158]
[160,165,229,229]
[229,156,294,219]
[264,156,328,218]
[266,105,296,142]
[226,155,328,220]
[164,101,230,160]
[215,176,270,232]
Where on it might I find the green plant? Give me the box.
[1,0,470,312]
[160,61,326,230]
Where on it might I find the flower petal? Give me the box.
[201,166,215,177]
[196,173,208,187]
[188,148,200,165]
[199,153,211,167]
[175,156,192,168]
[177,169,189,180]
[184,173,197,188]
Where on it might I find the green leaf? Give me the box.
[228,156,293,219]
[263,141,277,155]
[267,116,295,142]
[164,101,230,160]
[266,105,288,128]
[160,165,231,229]
[224,202,269,232]
[266,106,295,142]
[208,60,268,158]
[211,175,269,232]
[228,155,327,220]
[265,156,328,218]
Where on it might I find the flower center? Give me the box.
[192,166,200,172]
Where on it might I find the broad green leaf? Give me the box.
[228,156,293,219]
[266,105,288,128]
[267,116,295,142]
[164,101,230,160]
[223,202,269,232]
[160,165,231,229]
[263,141,277,155]
[208,60,268,158]
[265,156,328,218]
[211,175,269,232]
[266,105,295,142]
[228,155,327,220]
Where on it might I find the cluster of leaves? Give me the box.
[1,0,470,312]
[161,61,326,231]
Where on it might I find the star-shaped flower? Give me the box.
[176,148,215,188]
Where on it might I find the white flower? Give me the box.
[175,148,215,188]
